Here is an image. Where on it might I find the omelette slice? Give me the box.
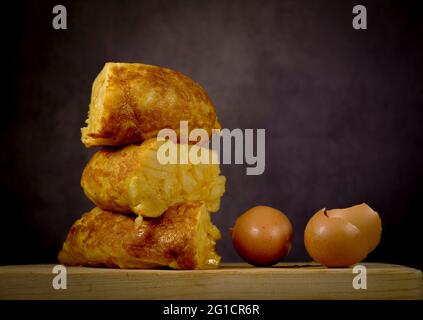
[81,138,226,218]
[58,202,221,270]
[81,62,221,147]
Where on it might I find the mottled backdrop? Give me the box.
[2,0,422,269]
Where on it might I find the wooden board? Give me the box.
[0,263,421,300]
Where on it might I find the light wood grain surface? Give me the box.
[0,263,421,300]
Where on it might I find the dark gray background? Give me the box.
[2,0,422,269]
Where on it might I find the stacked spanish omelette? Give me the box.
[58,63,225,269]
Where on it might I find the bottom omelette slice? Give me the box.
[58,202,221,269]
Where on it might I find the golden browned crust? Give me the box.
[58,202,221,269]
[81,138,226,218]
[81,62,221,147]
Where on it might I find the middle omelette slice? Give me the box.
[81,138,226,218]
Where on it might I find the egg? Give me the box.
[231,206,293,266]
[304,203,382,267]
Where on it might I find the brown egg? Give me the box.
[304,204,382,267]
[231,206,293,266]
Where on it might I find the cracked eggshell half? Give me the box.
[327,203,382,252]
[304,204,381,267]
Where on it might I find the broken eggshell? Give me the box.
[304,203,382,267]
